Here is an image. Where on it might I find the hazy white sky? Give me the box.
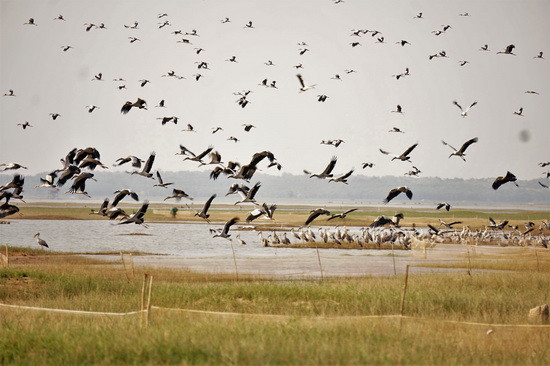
[1,0,549,180]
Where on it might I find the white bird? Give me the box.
[296,74,316,92]
[452,100,477,117]
[441,137,478,161]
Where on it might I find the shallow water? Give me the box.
[0,219,392,258]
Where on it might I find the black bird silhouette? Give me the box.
[492,171,518,190]
[121,98,147,114]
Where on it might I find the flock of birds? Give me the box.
[1,6,549,251]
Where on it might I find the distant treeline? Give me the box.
[2,171,549,205]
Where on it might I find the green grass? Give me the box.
[1,255,549,365]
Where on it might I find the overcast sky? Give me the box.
[1,0,549,181]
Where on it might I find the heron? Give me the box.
[121,98,147,114]
[305,208,330,225]
[306,156,337,179]
[441,137,478,161]
[153,171,173,188]
[112,189,139,206]
[213,217,239,239]
[492,171,518,190]
[296,74,316,92]
[130,152,155,178]
[384,186,413,203]
[452,100,477,117]
[34,233,49,248]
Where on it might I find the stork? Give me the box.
[130,152,155,178]
[384,186,413,203]
[296,74,316,92]
[213,217,239,239]
[34,233,49,248]
[452,100,477,117]
[305,156,337,179]
[441,137,478,161]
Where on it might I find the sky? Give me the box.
[1,0,549,182]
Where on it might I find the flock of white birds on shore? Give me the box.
[1,5,549,250]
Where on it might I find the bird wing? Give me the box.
[405,188,413,199]
[436,203,445,210]
[379,148,390,155]
[222,217,239,234]
[156,171,164,184]
[492,176,504,190]
[135,202,149,219]
[458,137,478,154]
[401,143,418,158]
[296,74,306,88]
[246,209,264,222]
[248,182,261,199]
[201,194,216,215]
[305,211,322,225]
[196,146,214,160]
[489,217,496,226]
[344,208,358,215]
[466,101,478,111]
[452,101,463,111]
[99,198,109,212]
[441,140,457,152]
[121,102,132,114]
[427,224,439,234]
[112,191,126,206]
[143,152,155,173]
[321,156,338,175]
[179,145,196,157]
[338,169,354,180]
[384,188,401,203]
[130,192,139,201]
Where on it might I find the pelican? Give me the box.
[121,98,147,114]
[384,186,413,203]
[497,44,515,55]
[164,189,193,201]
[452,100,477,117]
[329,169,354,184]
[305,208,330,225]
[130,152,155,178]
[441,137,478,161]
[112,189,139,206]
[118,201,149,226]
[327,208,358,221]
[213,217,239,239]
[492,171,518,190]
[296,74,316,92]
[153,171,173,188]
[65,172,96,197]
[34,233,49,248]
[306,156,337,179]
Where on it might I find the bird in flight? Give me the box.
[296,74,316,92]
[384,186,413,203]
[452,100,477,117]
[441,137,478,161]
[492,171,518,190]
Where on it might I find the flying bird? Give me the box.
[452,100,477,117]
[130,152,155,178]
[212,217,239,239]
[327,208,358,221]
[497,44,515,55]
[121,98,147,114]
[296,74,316,92]
[305,208,331,225]
[328,169,354,184]
[65,172,96,197]
[384,186,413,203]
[306,156,337,178]
[118,201,149,226]
[164,188,193,201]
[153,171,173,188]
[191,193,216,221]
[436,202,451,211]
[492,171,518,190]
[112,189,139,206]
[441,137,478,161]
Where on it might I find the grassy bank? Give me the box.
[1,250,549,365]
[7,203,550,231]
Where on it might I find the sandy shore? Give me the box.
[92,244,520,279]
